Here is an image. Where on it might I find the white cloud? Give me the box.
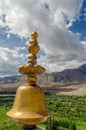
[7,33,10,39]
[0,0,82,36]
[0,0,86,75]
[0,47,26,77]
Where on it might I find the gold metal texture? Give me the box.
[19,64,45,75]
[7,85,50,125]
[18,31,45,85]
[7,31,50,126]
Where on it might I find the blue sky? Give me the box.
[0,0,86,77]
[69,0,86,40]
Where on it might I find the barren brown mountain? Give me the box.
[0,64,86,96]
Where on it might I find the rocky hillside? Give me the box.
[0,64,86,87]
[38,64,86,84]
[0,75,25,84]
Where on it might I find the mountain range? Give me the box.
[39,64,86,84]
[0,64,86,94]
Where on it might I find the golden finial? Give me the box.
[7,32,50,129]
[19,32,45,86]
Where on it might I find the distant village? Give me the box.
[38,75,54,84]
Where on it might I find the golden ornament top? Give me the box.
[19,32,45,86]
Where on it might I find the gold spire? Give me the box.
[19,32,45,85]
[7,32,50,128]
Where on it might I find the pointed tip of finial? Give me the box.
[31,32,38,39]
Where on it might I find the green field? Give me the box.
[0,93,86,130]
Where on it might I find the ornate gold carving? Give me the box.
[7,32,50,126]
[19,32,45,85]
